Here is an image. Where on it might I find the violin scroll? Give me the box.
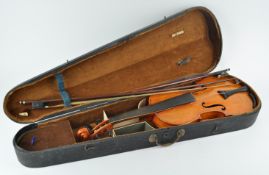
[76,126,92,141]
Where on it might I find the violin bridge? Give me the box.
[138,98,147,109]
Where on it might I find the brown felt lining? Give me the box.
[18,120,76,151]
[4,7,222,123]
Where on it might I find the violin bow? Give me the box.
[18,77,238,117]
[18,69,233,116]
[140,68,230,91]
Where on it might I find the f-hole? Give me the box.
[201,102,226,110]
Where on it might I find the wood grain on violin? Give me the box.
[149,76,254,128]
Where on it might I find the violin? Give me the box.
[75,75,256,141]
[76,93,196,141]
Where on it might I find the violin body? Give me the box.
[149,77,254,128]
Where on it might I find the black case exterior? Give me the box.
[14,109,260,167]
[10,7,261,167]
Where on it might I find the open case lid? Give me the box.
[3,6,222,124]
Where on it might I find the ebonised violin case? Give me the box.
[3,6,261,167]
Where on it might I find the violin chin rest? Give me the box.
[153,110,227,128]
[152,115,174,128]
[200,111,226,120]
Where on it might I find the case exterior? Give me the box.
[14,109,260,167]
[9,6,261,167]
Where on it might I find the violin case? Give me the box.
[3,6,261,167]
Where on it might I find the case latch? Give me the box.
[149,129,185,146]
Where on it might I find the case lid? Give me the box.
[3,6,222,123]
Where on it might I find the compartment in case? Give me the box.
[18,120,75,151]
[17,96,149,151]
[114,122,154,136]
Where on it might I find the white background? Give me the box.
[0,0,268,174]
